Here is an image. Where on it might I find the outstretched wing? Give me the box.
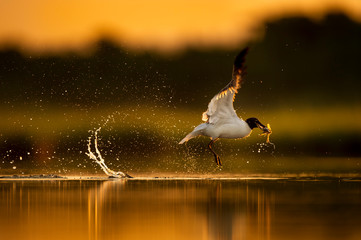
[202,47,248,124]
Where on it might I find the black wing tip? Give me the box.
[234,47,249,70]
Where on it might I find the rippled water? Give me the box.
[1,178,361,240]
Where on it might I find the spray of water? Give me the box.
[86,121,132,178]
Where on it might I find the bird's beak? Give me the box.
[256,122,271,133]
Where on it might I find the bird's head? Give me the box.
[246,117,271,133]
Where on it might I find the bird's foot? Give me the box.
[214,155,222,166]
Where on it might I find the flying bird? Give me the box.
[179,48,270,166]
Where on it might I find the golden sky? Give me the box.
[0,0,360,54]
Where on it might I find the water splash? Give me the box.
[257,142,275,153]
[86,121,132,178]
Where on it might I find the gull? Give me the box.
[179,48,270,166]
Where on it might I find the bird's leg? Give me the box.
[208,139,222,166]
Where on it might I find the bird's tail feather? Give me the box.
[179,124,206,144]
[179,132,197,144]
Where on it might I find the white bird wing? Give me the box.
[202,48,248,124]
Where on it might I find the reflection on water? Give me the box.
[0,179,361,240]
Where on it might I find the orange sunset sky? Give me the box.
[0,0,360,54]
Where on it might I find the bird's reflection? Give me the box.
[86,180,274,240]
[205,181,273,240]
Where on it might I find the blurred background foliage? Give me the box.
[1,14,361,175]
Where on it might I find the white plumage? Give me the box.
[179,48,270,166]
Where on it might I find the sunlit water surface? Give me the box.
[1,178,361,240]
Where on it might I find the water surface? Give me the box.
[1,178,361,240]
